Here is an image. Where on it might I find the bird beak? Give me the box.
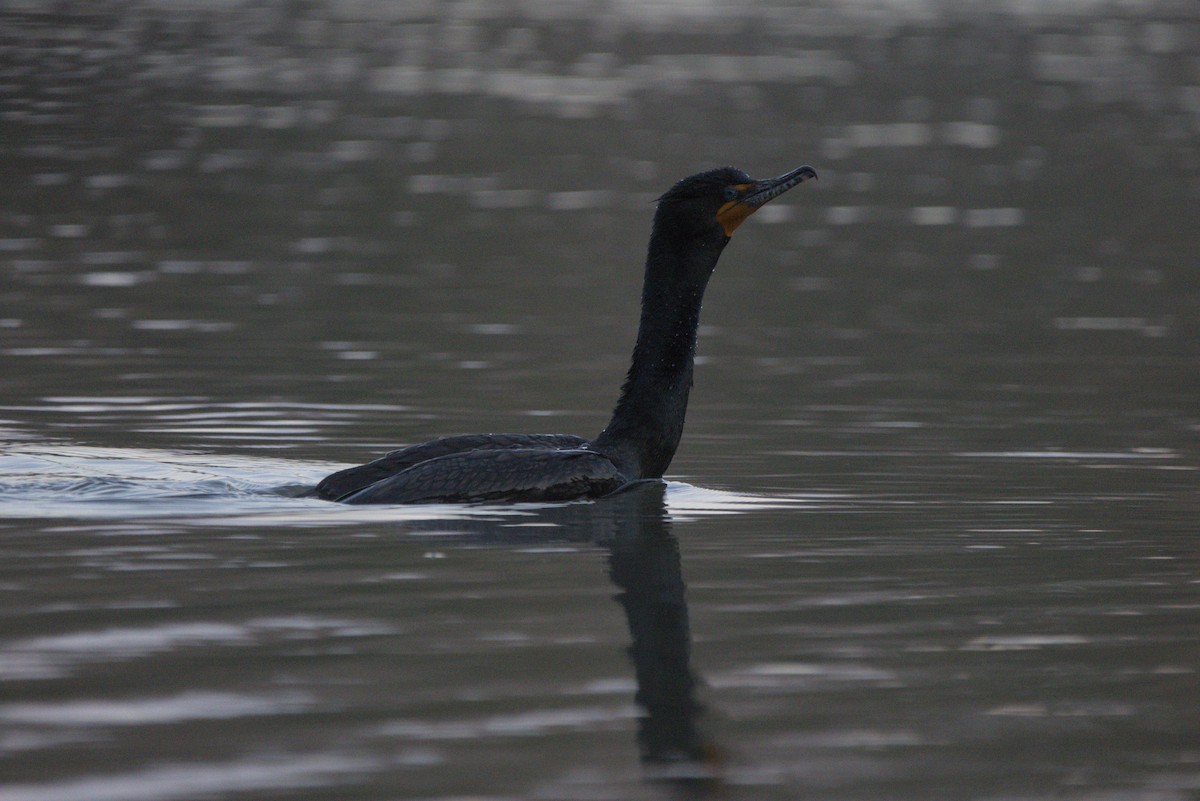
[716,165,818,236]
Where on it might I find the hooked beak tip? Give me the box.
[744,164,818,208]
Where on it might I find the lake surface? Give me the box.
[1,2,1197,799]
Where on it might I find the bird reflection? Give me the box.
[603,482,724,796]
[387,482,723,796]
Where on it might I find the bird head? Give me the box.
[654,165,818,241]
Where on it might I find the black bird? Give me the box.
[314,165,817,504]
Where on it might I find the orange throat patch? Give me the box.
[716,200,756,236]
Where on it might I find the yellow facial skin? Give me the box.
[713,166,817,236]
[715,183,757,236]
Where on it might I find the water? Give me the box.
[2,1,1198,799]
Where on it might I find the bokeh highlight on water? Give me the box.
[1,2,1198,799]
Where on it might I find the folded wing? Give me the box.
[313,433,589,501]
[340,447,626,504]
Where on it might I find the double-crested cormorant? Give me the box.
[314,165,817,504]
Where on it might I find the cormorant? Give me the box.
[313,165,817,504]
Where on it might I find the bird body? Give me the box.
[314,165,817,504]
[317,433,591,502]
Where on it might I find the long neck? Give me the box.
[593,226,724,479]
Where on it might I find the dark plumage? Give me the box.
[314,165,817,504]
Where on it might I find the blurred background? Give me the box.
[2,0,1196,469]
[1,2,1198,800]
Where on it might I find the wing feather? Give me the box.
[341,448,625,504]
[314,433,588,501]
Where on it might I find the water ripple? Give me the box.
[2,754,379,801]
[0,442,828,525]
[0,691,312,726]
[0,617,394,680]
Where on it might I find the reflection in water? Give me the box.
[0,439,1196,798]
[377,481,724,795]
[604,483,722,795]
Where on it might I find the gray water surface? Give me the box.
[2,2,1198,799]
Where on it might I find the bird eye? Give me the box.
[722,186,738,202]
